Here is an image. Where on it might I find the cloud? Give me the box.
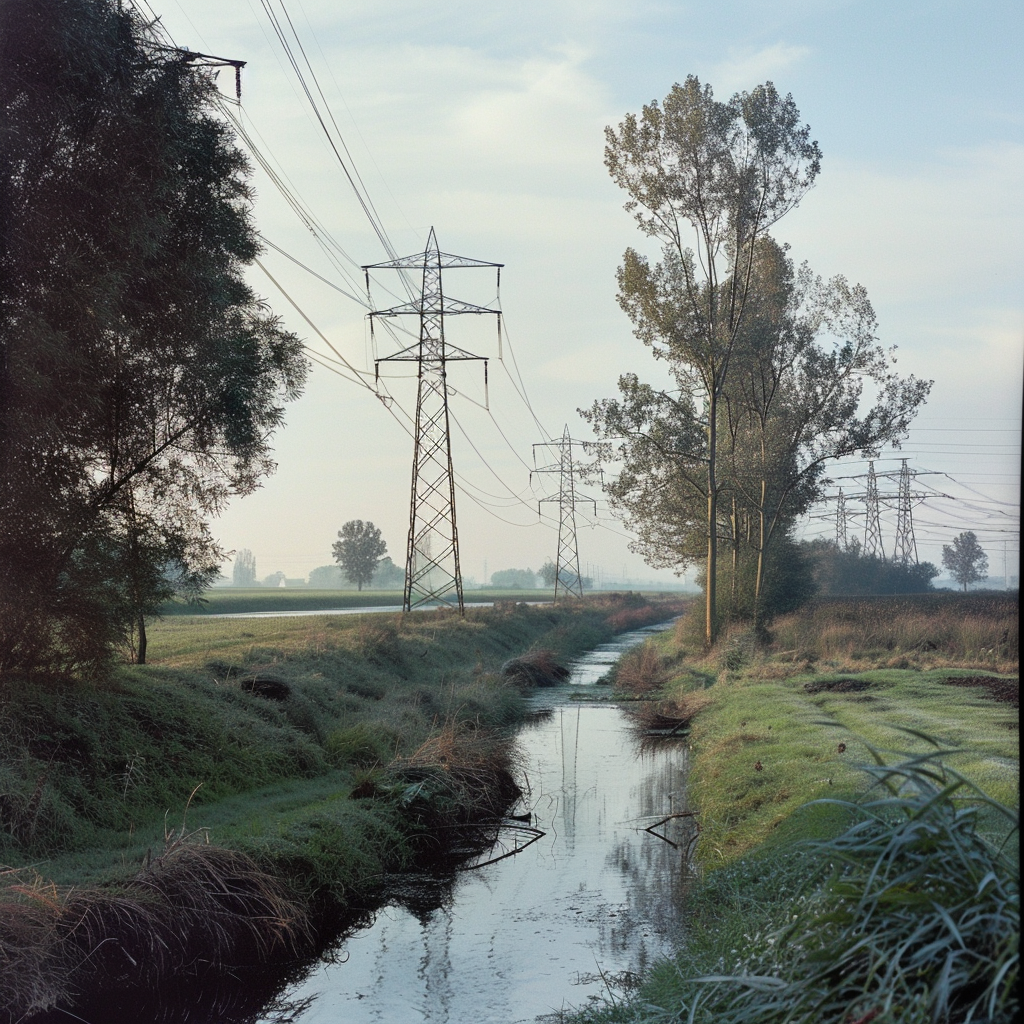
[708,43,812,94]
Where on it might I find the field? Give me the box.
[160,587,554,615]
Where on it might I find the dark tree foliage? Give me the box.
[0,0,307,674]
[802,539,939,596]
[332,521,387,591]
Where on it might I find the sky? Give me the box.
[142,0,1022,587]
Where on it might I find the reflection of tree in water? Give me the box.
[599,735,694,972]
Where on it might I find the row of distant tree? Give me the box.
[230,521,598,591]
[233,524,991,596]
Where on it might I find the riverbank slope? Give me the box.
[0,593,685,1020]
[580,592,1019,1023]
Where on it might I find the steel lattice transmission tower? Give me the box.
[532,426,597,601]
[364,229,502,613]
[835,487,849,549]
[863,461,885,559]
[892,459,919,565]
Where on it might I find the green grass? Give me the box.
[161,587,556,615]
[563,592,1019,1024]
[681,667,1018,864]
[0,596,683,881]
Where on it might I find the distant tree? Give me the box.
[490,568,537,589]
[233,549,257,587]
[308,564,344,589]
[332,521,387,591]
[262,572,286,588]
[0,0,306,674]
[537,561,591,592]
[942,532,988,592]
[371,556,405,589]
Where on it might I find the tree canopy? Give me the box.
[0,0,306,673]
[232,550,258,587]
[587,79,930,635]
[489,568,537,589]
[332,521,388,591]
[941,532,989,592]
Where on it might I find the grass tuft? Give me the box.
[637,745,1019,1024]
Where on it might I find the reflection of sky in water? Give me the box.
[263,623,692,1024]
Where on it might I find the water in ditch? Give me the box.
[253,623,695,1024]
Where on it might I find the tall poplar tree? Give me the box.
[590,79,930,638]
[602,77,822,643]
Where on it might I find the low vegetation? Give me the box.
[568,592,1019,1024]
[0,594,682,1019]
[159,587,555,615]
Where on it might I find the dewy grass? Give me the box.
[562,592,1018,1024]
[637,745,1019,1024]
[0,594,684,1020]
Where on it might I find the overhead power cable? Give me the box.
[256,0,403,268]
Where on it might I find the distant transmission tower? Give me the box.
[364,229,502,613]
[532,426,597,601]
[863,461,885,559]
[892,459,919,565]
[836,488,849,549]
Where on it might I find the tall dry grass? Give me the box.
[0,838,311,1020]
[768,594,1018,672]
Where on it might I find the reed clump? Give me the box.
[501,649,571,688]
[614,643,671,695]
[0,837,310,1019]
[365,722,523,830]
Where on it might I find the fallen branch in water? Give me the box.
[644,811,699,853]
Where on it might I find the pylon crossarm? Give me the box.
[363,253,502,271]
[369,297,501,317]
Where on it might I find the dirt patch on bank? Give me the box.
[942,675,1019,708]
[804,678,874,695]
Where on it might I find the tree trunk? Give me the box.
[730,497,739,617]
[706,391,719,645]
[754,475,766,628]
[137,614,147,665]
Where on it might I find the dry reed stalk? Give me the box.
[0,839,313,1020]
[615,644,670,695]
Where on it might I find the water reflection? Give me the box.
[260,625,692,1024]
[34,624,689,1024]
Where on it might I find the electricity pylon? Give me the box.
[532,426,597,601]
[863,461,885,559]
[363,229,502,613]
[892,459,919,565]
[836,487,849,549]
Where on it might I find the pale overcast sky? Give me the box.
[147,0,1022,586]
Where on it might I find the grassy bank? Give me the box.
[0,593,683,1019]
[572,592,1019,1023]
